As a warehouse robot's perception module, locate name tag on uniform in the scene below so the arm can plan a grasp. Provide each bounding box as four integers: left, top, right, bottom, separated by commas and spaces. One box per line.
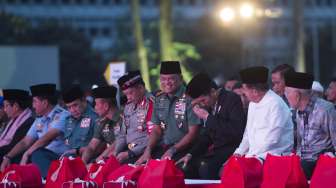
80, 118, 91, 128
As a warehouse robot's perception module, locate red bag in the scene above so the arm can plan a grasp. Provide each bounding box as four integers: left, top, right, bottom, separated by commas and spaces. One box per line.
310, 154, 336, 188
107, 164, 144, 181
0, 163, 42, 188
85, 156, 120, 188
62, 180, 98, 188
220, 156, 263, 188
102, 181, 136, 188
45, 157, 88, 188
260, 154, 308, 188
137, 159, 185, 188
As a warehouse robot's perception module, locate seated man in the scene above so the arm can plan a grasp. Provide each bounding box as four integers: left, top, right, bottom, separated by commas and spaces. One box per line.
326, 78, 336, 109
234, 66, 293, 159
136, 61, 201, 164
82, 86, 122, 163
0, 89, 34, 163
62, 85, 99, 157
114, 71, 153, 164
0, 84, 70, 178
284, 72, 336, 179
177, 73, 246, 179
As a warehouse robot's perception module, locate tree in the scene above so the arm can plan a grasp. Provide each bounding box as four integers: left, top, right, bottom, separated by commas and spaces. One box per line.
131, 0, 151, 90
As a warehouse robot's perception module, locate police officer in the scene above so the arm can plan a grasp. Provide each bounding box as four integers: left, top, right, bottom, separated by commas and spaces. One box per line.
136, 61, 202, 165
61, 85, 98, 157
82, 86, 122, 163
114, 70, 153, 164
0, 83, 70, 178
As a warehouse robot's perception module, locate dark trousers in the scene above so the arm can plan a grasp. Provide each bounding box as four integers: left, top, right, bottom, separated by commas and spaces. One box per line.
31, 148, 60, 178
184, 149, 233, 180
301, 160, 316, 180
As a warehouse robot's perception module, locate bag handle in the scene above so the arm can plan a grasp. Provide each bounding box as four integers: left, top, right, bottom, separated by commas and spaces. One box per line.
50, 158, 65, 182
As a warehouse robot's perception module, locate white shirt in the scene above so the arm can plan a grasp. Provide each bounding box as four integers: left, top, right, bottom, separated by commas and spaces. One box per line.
234, 90, 293, 159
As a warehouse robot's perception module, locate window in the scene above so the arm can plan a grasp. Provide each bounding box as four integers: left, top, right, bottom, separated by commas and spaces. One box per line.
102, 27, 111, 36
90, 27, 98, 36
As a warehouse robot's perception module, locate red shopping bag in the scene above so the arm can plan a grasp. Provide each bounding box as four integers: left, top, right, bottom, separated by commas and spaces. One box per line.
137, 159, 185, 188
102, 181, 136, 188
85, 156, 120, 188
260, 154, 308, 188
0, 163, 42, 188
107, 164, 144, 181
310, 154, 336, 188
220, 156, 263, 188
62, 179, 98, 188
45, 157, 88, 188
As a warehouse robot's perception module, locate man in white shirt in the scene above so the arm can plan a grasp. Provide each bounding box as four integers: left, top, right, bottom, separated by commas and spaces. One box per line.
234, 66, 293, 159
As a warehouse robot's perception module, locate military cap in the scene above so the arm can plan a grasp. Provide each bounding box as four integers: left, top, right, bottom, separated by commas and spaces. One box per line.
117, 70, 144, 90
3, 89, 30, 101
160, 61, 182, 74
285, 71, 314, 90
186, 73, 218, 99
92, 86, 117, 99
239, 66, 269, 84
62, 85, 84, 103
30, 83, 56, 97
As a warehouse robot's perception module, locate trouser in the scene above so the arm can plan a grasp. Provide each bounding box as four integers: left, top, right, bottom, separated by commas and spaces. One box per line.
183, 148, 233, 179
301, 160, 316, 180
31, 148, 60, 178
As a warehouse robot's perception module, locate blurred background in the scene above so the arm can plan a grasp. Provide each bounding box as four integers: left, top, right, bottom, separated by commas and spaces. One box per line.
0, 0, 336, 91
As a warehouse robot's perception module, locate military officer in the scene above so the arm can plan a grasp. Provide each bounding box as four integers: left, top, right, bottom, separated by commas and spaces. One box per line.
114, 70, 153, 164
0, 84, 70, 178
61, 85, 98, 157
82, 86, 122, 163
136, 61, 202, 165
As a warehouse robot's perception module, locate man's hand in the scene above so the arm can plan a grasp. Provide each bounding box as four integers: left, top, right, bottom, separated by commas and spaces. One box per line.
135, 148, 151, 165
20, 152, 30, 165
192, 105, 209, 120
1, 157, 11, 172
116, 151, 129, 162
176, 153, 192, 169
161, 149, 173, 160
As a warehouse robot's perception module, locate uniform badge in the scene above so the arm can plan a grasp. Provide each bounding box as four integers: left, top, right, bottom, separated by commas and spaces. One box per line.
137, 125, 144, 131
80, 118, 91, 128
102, 124, 110, 133
36, 123, 43, 132
160, 122, 166, 130
128, 143, 137, 150
54, 115, 60, 121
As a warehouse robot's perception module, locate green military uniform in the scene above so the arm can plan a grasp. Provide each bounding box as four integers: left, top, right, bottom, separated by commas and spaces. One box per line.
93, 110, 122, 144
151, 85, 201, 145
64, 105, 98, 149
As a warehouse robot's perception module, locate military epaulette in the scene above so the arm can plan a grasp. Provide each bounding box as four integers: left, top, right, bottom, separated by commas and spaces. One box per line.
154, 90, 164, 97
54, 108, 63, 113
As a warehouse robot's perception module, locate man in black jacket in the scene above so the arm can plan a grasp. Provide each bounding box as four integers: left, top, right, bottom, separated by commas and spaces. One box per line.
177, 73, 246, 179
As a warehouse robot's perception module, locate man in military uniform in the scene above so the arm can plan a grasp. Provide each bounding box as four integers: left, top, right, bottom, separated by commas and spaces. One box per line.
0, 84, 70, 178
61, 85, 98, 157
82, 86, 122, 163
114, 70, 153, 164
136, 61, 202, 165
177, 73, 246, 179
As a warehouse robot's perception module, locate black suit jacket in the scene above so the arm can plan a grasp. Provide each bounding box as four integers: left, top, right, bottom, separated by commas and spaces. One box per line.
189, 89, 246, 156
